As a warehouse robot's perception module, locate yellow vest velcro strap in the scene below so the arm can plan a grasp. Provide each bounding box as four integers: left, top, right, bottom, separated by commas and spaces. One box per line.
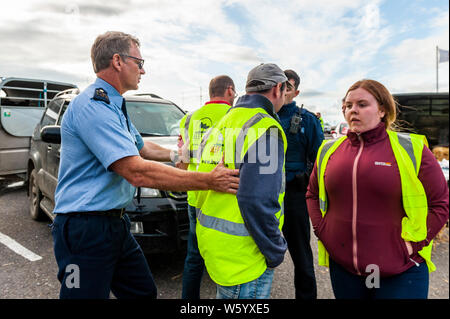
197, 209, 250, 237
402, 194, 429, 209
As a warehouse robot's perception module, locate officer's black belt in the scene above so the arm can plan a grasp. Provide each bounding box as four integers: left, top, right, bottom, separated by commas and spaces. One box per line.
62, 208, 126, 218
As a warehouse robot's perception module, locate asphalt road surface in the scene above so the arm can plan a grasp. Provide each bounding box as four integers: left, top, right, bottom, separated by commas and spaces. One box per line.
0, 184, 448, 299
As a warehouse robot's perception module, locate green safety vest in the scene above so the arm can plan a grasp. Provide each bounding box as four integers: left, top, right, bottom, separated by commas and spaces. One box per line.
195, 106, 287, 286
315, 130, 435, 272
179, 103, 231, 207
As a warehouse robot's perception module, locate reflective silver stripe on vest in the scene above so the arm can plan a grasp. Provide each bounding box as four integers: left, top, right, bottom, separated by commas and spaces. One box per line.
317, 140, 338, 212
184, 113, 194, 160
235, 113, 279, 164
396, 133, 417, 173
197, 209, 250, 236
196, 127, 215, 167
184, 113, 193, 142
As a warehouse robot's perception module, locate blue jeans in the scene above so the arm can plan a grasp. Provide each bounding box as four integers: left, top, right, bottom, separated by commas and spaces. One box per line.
216, 268, 274, 299
52, 213, 157, 299
181, 205, 205, 299
329, 258, 429, 299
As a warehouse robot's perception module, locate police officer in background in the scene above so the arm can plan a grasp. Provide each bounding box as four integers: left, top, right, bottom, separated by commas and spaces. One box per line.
51, 31, 239, 299
277, 69, 324, 299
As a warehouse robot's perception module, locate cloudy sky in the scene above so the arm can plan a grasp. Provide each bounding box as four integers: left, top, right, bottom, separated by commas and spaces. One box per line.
0, 0, 448, 124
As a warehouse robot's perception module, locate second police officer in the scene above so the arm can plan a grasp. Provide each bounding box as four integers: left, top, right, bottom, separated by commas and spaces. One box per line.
277, 69, 324, 299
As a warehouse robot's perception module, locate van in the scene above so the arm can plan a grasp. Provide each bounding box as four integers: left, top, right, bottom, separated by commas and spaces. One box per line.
393, 92, 449, 148
0, 77, 77, 180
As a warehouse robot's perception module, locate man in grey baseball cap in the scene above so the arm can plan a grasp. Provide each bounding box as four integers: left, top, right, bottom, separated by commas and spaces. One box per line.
246, 63, 288, 94
196, 63, 288, 299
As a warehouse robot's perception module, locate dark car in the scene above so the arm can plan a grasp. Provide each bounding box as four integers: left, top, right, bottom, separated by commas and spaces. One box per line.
27, 89, 189, 254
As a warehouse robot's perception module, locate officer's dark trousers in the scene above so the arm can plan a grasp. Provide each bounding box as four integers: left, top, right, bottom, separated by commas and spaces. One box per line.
52, 213, 157, 299
282, 181, 317, 299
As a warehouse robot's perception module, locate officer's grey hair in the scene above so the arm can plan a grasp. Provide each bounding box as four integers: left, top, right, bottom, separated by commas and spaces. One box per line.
91, 31, 141, 73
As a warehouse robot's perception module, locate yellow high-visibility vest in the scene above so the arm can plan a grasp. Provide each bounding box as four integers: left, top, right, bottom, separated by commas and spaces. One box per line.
315, 130, 435, 272
196, 106, 287, 286
179, 103, 231, 207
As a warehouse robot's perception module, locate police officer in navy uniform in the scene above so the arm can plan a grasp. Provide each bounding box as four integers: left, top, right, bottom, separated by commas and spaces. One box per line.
51, 31, 239, 299
277, 69, 324, 299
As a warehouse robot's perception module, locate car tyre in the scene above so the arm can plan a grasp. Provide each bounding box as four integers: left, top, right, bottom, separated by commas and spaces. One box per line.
29, 168, 46, 221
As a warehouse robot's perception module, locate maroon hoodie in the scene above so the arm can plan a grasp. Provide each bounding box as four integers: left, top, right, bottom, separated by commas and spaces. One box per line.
306, 122, 449, 277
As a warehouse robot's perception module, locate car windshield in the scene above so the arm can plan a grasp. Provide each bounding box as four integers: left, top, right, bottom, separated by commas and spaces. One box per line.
126, 101, 184, 136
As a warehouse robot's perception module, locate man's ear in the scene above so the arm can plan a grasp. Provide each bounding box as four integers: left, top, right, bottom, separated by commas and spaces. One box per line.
275, 83, 283, 98
294, 89, 300, 98
111, 53, 122, 71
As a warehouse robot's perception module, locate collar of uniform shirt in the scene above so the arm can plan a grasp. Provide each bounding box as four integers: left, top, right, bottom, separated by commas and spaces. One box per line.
205, 100, 231, 106
94, 77, 126, 109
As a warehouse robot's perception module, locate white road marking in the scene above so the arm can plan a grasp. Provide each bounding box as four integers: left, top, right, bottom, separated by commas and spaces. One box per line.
0, 231, 42, 262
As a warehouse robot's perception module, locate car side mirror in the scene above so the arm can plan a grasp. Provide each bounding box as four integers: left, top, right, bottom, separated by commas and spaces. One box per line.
41, 125, 61, 144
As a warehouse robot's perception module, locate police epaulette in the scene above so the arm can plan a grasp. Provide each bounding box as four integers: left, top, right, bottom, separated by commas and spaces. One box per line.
93, 88, 110, 104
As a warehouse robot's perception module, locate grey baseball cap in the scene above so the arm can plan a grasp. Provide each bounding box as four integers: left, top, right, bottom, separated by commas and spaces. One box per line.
246, 63, 288, 92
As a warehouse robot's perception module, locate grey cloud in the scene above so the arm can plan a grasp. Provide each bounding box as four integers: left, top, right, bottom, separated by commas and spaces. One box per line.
29, 0, 131, 17
301, 90, 326, 97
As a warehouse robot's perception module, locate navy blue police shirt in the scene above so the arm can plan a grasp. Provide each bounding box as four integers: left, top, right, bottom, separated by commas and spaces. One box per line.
277, 101, 324, 183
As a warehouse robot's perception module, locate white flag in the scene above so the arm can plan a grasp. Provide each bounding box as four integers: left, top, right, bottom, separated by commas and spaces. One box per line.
439, 48, 449, 63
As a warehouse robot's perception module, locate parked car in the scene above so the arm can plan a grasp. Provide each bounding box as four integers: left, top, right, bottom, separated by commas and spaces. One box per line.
27, 89, 189, 254
331, 121, 349, 139
0, 77, 77, 181
323, 122, 332, 134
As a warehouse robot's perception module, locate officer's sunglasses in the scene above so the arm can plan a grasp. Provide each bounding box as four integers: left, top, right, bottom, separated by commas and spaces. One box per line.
229, 86, 238, 98
120, 54, 145, 69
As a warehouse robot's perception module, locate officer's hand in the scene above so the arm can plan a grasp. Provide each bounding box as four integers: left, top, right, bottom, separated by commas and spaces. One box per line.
209, 157, 240, 194
176, 162, 189, 170
178, 142, 190, 164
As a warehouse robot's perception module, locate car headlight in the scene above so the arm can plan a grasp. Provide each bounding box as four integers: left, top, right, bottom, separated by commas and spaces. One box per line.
135, 187, 162, 198
130, 222, 144, 234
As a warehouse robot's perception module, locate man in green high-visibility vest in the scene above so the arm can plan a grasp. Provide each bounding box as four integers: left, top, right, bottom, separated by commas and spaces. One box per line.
178, 75, 237, 299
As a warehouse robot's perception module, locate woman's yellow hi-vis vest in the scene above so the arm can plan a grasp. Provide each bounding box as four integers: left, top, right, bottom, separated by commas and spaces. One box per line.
195, 107, 287, 286
315, 130, 435, 272
179, 103, 231, 207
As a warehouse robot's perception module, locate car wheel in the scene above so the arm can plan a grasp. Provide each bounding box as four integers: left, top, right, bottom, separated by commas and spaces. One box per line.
29, 168, 45, 221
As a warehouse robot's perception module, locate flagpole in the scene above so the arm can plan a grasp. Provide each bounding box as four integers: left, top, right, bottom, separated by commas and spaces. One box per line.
436, 45, 439, 93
